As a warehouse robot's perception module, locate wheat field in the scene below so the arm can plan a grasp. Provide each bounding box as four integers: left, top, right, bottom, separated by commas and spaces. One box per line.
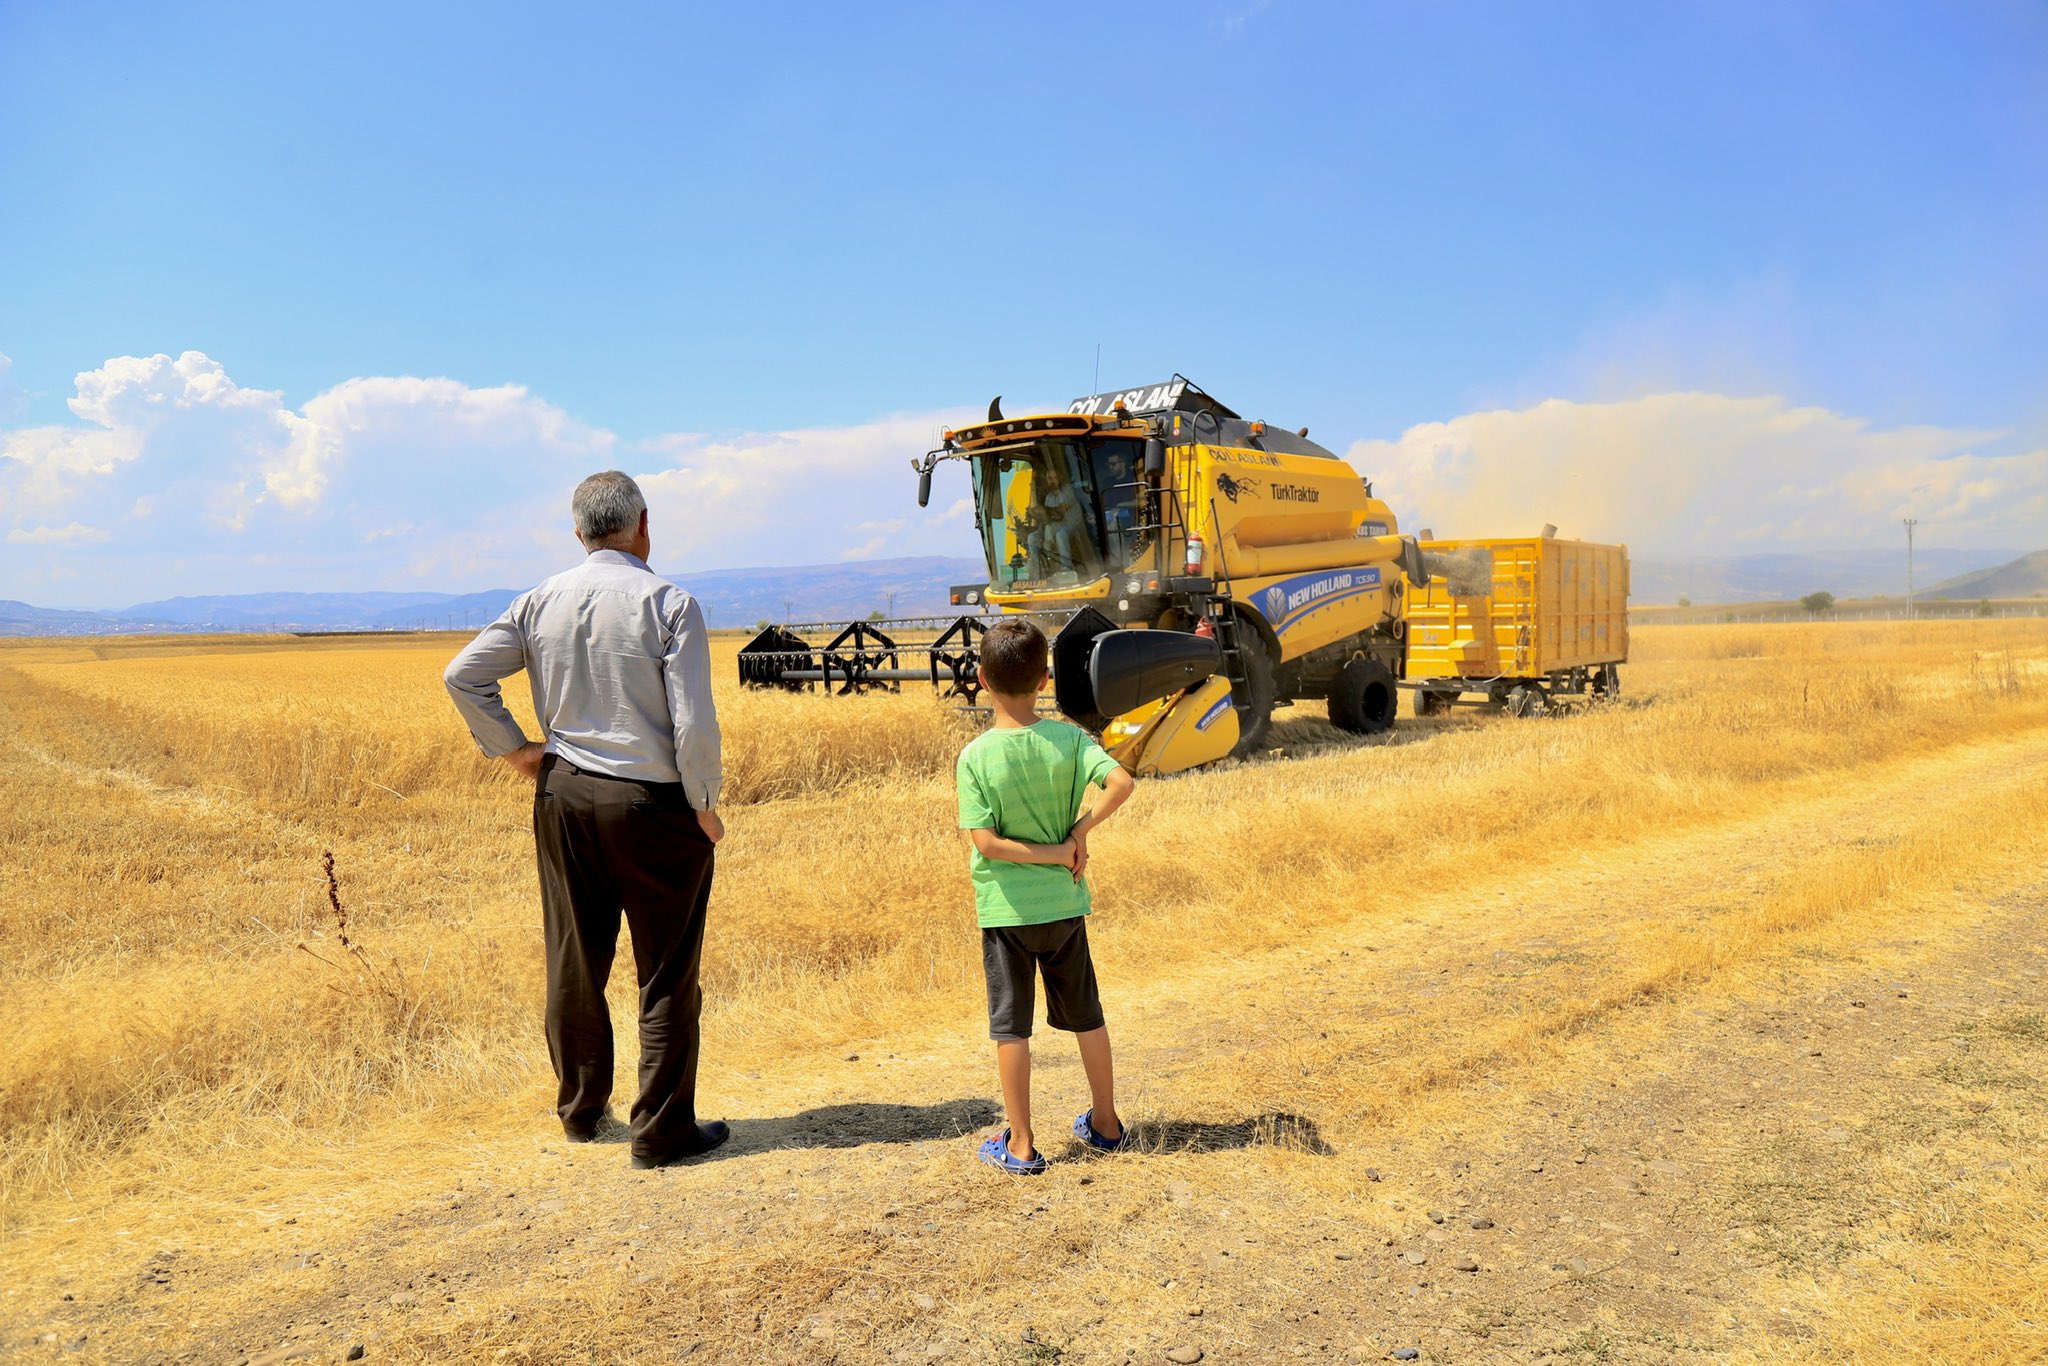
2, 620, 2046, 1364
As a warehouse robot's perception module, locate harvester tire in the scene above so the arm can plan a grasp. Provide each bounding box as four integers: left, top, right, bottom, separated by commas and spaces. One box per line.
1228, 640, 1277, 759
1330, 658, 1400, 735
1416, 688, 1456, 717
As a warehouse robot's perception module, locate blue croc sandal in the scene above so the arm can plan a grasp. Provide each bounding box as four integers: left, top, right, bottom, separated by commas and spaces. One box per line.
978, 1129, 1047, 1175
1073, 1110, 1128, 1153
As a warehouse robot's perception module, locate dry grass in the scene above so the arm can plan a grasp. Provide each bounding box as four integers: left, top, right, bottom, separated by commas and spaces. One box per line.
2, 618, 2046, 1360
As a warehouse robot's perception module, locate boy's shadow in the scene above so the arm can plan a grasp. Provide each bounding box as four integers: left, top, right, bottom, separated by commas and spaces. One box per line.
722, 1098, 1001, 1157
1126, 1111, 1334, 1156
596, 1102, 1330, 1163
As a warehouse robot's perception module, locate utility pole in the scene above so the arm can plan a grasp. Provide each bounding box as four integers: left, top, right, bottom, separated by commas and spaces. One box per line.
1903, 518, 1918, 620
885, 588, 899, 619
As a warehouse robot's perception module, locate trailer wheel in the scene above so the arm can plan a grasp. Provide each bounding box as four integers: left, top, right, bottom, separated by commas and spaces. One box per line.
1593, 665, 1622, 698
1505, 684, 1547, 718
1330, 658, 1400, 734
1228, 638, 1277, 758
1416, 687, 1457, 717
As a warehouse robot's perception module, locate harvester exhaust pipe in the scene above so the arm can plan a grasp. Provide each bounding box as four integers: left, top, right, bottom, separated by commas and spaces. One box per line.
1399, 536, 1429, 588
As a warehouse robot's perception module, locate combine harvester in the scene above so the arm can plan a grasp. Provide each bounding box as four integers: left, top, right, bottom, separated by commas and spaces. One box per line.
737, 376, 1631, 773
739, 377, 1429, 775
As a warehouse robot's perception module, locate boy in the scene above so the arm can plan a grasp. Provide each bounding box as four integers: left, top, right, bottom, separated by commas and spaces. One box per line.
956, 618, 1137, 1173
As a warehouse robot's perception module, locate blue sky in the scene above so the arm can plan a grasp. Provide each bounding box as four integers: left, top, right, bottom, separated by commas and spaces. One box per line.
3, 1, 2043, 605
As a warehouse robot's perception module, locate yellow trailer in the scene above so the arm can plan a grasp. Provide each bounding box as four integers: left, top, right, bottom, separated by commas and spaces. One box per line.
1404, 536, 1629, 716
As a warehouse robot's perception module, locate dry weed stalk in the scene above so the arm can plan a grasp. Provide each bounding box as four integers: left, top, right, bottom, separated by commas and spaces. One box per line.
297, 848, 416, 1014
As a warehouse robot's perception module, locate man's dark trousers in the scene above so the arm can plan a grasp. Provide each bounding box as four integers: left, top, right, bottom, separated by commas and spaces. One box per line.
532, 754, 714, 1163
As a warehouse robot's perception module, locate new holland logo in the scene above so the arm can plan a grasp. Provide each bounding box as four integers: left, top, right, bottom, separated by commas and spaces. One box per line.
1260, 566, 1384, 627
1285, 572, 1357, 613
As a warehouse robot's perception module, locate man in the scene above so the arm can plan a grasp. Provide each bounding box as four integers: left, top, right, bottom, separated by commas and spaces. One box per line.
444, 470, 729, 1169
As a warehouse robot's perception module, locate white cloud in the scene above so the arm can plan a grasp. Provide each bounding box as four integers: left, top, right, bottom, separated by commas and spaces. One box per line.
11, 348, 2037, 609
634, 408, 976, 570
0, 348, 978, 602
0, 351, 622, 602
1348, 393, 2048, 555
7, 521, 109, 544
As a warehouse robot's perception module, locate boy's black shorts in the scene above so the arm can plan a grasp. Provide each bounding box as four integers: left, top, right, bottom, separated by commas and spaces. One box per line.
981, 917, 1104, 1042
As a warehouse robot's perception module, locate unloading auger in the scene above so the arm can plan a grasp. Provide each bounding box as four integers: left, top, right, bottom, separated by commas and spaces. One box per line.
738, 376, 1431, 775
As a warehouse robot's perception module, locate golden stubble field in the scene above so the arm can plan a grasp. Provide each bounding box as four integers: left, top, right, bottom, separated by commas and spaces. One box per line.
2, 620, 2046, 1364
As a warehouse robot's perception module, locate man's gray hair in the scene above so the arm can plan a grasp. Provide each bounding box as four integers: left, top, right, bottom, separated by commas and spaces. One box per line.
572, 471, 647, 547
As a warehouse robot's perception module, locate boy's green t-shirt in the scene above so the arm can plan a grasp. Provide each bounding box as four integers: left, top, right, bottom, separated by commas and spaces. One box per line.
956, 719, 1120, 928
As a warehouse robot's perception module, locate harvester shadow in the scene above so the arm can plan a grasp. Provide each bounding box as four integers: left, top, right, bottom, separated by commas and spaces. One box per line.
726, 1097, 1002, 1157
1126, 1111, 1334, 1157
1256, 716, 1464, 762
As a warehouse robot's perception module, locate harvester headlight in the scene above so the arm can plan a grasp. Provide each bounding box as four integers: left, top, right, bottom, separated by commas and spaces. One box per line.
1125, 576, 1143, 595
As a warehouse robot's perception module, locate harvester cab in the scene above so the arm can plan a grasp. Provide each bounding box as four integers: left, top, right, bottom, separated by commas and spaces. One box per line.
739, 375, 1429, 775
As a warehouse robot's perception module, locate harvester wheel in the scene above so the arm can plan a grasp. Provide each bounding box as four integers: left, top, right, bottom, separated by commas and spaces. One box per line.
1228, 640, 1277, 759
1416, 688, 1456, 718
1330, 658, 1400, 735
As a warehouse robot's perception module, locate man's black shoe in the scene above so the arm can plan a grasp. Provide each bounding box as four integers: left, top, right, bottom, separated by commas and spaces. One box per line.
629, 1120, 731, 1169
563, 1113, 625, 1144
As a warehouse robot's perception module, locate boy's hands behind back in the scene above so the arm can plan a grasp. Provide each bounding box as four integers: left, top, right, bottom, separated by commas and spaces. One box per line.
1067, 766, 1134, 884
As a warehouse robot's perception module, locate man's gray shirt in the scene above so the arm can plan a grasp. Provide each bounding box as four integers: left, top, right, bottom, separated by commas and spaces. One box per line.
443, 549, 722, 810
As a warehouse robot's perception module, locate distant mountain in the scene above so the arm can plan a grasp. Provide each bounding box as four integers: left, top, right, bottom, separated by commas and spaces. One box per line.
375, 557, 988, 630
1916, 549, 2048, 601
671, 556, 987, 627
122, 591, 460, 629
366, 591, 522, 631
9, 544, 2039, 637
0, 599, 125, 633
1631, 548, 2023, 605
1, 556, 996, 637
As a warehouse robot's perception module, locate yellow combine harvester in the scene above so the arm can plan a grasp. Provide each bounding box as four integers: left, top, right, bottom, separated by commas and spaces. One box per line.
739, 376, 1429, 775
1403, 534, 1629, 716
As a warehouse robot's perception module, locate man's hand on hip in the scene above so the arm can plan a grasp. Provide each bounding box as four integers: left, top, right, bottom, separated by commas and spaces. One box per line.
504, 742, 547, 782
697, 809, 725, 845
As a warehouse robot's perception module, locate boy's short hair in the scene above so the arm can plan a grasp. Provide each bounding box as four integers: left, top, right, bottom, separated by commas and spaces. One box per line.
981, 619, 1049, 695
